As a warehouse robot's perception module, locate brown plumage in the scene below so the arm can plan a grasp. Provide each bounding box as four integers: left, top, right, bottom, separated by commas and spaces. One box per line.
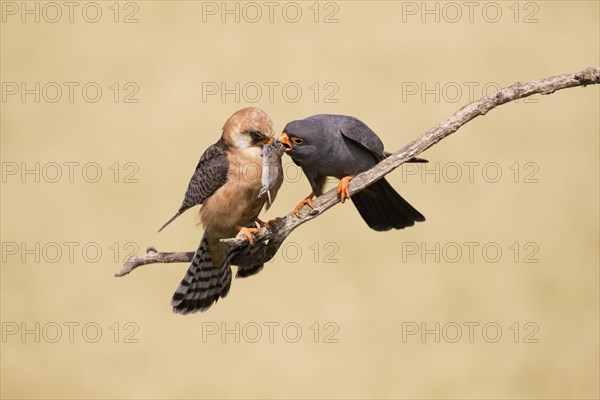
162, 107, 282, 314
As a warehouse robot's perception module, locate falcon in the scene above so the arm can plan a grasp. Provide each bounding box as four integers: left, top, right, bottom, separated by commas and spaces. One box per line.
160, 107, 281, 314
277, 114, 425, 231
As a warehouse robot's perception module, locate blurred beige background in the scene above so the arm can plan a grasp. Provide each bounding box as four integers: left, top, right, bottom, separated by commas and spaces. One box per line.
1, 1, 598, 399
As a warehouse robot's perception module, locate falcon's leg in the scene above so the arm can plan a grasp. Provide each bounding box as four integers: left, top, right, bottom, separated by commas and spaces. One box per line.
337, 175, 353, 204
235, 226, 259, 245
294, 192, 315, 217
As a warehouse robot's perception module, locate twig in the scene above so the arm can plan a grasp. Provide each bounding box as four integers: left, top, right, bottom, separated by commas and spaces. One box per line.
115, 247, 195, 277
116, 67, 600, 277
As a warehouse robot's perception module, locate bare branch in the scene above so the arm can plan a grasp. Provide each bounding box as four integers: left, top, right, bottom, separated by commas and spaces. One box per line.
117, 67, 600, 275
115, 247, 195, 277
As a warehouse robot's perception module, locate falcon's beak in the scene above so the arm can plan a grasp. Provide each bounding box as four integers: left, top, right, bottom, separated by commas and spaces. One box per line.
277, 133, 292, 152
261, 136, 274, 145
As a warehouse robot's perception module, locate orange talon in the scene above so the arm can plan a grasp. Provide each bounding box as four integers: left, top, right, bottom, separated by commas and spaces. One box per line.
235, 226, 259, 245
294, 197, 314, 217
336, 175, 353, 203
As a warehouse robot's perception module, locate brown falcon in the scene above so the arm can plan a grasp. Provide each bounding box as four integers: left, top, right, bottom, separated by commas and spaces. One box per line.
160, 107, 281, 314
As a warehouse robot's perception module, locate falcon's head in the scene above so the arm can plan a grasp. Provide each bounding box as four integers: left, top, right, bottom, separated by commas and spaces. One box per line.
222, 107, 275, 149
277, 119, 323, 164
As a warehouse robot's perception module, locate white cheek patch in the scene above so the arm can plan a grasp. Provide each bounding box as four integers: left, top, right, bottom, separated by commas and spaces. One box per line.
233, 135, 251, 149
245, 146, 263, 157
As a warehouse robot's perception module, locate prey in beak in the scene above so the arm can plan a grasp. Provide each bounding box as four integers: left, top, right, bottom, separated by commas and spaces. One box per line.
277, 133, 293, 152
261, 137, 274, 145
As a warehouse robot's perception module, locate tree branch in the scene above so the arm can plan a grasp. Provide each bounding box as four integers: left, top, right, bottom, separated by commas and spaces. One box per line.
115, 67, 600, 277
115, 247, 195, 277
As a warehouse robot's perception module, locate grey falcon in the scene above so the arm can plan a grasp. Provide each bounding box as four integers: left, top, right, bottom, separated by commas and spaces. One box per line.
277, 114, 425, 231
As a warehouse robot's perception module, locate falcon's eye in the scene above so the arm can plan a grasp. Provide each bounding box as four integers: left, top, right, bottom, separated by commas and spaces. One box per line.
292, 137, 304, 145
249, 131, 262, 140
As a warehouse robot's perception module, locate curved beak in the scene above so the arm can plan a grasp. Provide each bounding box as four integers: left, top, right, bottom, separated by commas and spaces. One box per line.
277, 133, 292, 152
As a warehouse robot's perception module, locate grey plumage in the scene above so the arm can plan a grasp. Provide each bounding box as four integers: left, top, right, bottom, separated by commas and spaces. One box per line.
234, 236, 268, 278
171, 227, 265, 314
171, 233, 233, 314
280, 114, 425, 231
259, 142, 285, 207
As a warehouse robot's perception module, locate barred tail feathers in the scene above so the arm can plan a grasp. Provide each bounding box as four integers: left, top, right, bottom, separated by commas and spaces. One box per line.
171, 234, 234, 314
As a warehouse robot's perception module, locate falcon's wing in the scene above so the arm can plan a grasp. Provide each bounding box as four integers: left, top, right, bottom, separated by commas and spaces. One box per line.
158, 138, 229, 232
339, 118, 386, 161
341, 119, 428, 163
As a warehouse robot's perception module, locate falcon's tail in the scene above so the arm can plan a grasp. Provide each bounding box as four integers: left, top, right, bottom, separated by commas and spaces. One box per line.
171, 234, 234, 314
351, 178, 425, 231
171, 228, 267, 314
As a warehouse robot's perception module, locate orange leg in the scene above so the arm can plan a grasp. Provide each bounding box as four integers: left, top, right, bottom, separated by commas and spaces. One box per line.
336, 176, 353, 204
294, 192, 315, 217
235, 226, 259, 245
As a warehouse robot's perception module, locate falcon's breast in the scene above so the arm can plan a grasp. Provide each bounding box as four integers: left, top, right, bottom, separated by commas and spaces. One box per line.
200, 145, 267, 237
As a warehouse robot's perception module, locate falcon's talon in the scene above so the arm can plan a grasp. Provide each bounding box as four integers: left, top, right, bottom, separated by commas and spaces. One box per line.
336, 176, 353, 204
294, 198, 313, 217
235, 227, 259, 245
260, 217, 282, 229
169, 107, 284, 314
280, 114, 425, 233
